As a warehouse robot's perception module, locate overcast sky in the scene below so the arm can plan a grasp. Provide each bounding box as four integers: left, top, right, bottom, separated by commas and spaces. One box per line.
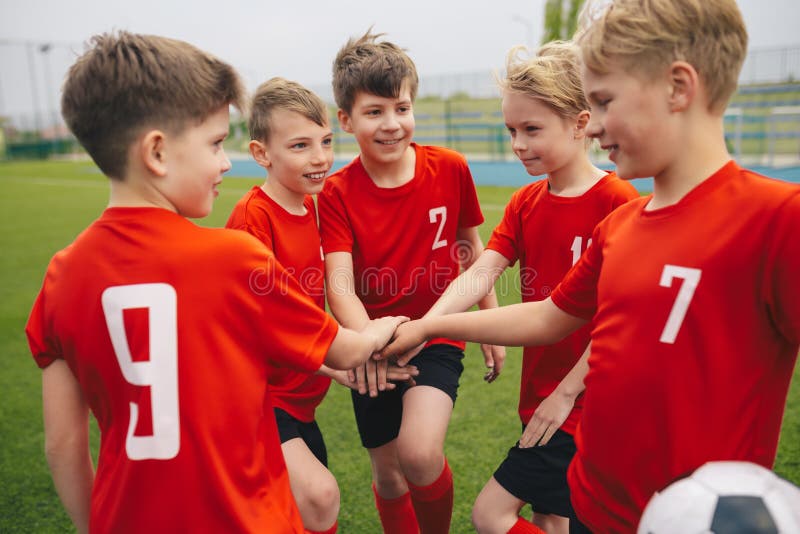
1, 0, 799, 120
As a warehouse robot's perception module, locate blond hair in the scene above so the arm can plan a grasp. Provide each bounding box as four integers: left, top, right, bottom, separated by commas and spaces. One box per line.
500, 40, 588, 118
249, 77, 329, 143
332, 29, 419, 114
576, 0, 747, 113
61, 31, 246, 179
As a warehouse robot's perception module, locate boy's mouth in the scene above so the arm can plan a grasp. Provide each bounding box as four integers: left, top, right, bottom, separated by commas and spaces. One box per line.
304, 171, 327, 181
376, 138, 402, 145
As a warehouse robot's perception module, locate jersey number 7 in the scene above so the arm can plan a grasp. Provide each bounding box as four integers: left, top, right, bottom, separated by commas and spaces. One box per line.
658, 265, 702, 344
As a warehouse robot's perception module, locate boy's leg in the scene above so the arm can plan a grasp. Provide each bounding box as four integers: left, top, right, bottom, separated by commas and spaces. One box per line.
396, 344, 464, 534
472, 477, 528, 534
276, 409, 339, 532
489, 429, 577, 534
352, 388, 419, 533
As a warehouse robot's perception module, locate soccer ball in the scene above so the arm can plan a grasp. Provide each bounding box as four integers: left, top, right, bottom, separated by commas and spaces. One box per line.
637, 461, 800, 534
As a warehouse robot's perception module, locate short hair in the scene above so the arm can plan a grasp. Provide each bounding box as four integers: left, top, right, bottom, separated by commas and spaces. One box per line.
500, 40, 588, 119
576, 0, 747, 113
61, 31, 246, 179
332, 30, 419, 114
248, 77, 329, 143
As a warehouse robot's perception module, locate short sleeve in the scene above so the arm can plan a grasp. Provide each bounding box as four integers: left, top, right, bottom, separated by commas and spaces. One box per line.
458, 162, 484, 228
763, 191, 800, 345
318, 183, 354, 255
551, 222, 604, 320
486, 191, 522, 266
251, 250, 339, 372
26, 284, 60, 369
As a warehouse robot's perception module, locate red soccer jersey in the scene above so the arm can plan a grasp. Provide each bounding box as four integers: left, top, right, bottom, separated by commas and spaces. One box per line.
318, 144, 484, 348
551, 162, 800, 533
487, 173, 638, 434
227, 187, 330, 422
26, 207, 339, 534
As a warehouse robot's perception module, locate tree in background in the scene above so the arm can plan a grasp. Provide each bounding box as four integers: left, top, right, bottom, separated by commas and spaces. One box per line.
543, 0, 586, 43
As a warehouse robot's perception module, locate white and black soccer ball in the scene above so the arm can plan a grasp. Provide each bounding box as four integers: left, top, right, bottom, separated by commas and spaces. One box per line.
637, 461, 800, 534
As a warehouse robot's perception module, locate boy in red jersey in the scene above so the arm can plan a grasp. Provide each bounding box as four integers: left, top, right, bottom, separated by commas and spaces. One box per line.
318, 30, 501, 534
413, 41, 637, 534
25, 32, 406, 534
382, 1, 800, 532
226, 77, 417, 534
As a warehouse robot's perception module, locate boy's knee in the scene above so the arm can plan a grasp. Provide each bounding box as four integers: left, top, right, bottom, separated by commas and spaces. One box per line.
309, 477, 340, 514
397, 447, 442, 481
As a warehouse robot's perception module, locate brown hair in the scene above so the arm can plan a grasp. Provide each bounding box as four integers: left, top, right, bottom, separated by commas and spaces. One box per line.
249, 77, 329, 143
500, 40, 588, 119
332, 29, 419, 114
61, 31, 246, 179
576, 0, 747, 113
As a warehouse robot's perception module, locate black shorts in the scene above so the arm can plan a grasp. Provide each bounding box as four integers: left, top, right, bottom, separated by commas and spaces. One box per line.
274, 407, 328, 467
493, 428, 577, 518
351, 344, 464, 449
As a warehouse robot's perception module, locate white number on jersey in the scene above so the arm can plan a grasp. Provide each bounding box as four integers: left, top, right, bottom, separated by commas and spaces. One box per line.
429, 206, 448, 250
102, 283, 180, 460
658, 265, 702, 344
570, 236, 593, 266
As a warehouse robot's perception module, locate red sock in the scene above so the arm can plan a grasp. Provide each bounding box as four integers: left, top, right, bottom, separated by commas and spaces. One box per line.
373, 483, 419, 534
507, 517, 546, 534
305, 521, 337, 534
406, 459, 453, 534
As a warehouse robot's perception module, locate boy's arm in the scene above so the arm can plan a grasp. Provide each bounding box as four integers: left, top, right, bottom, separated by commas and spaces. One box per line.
519, 343, 591, 448
42, 360, 94, 534
325, 251, 397, 396
382, 297, 586, 366
453, 226, 507, 380
318, 364, 419, 390
324, 315, 408, 371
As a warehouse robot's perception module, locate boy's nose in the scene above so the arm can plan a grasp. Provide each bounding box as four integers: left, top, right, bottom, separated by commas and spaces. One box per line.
585, 116, 602, 138
382, 112, 400, 130
220, 150, 232, 172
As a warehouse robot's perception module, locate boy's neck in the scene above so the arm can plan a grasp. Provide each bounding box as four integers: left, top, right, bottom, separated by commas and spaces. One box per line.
107, 173, 175, 212
261, 179, 307, 216
647, 117, 730, 210
547, 155, 607, 197
361, 145, 416, 188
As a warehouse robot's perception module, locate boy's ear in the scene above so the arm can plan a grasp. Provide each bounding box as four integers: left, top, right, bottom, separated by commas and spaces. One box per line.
337, 109, 353, 133
574, 110, 591, 139
141, 130, 168, 177
667, 61, 698, 112
249, 140, 271, 168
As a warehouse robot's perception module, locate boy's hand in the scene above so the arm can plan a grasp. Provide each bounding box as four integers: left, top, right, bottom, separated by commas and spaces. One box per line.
378, 320, 430, 366
362, 316, 410, 353
480, 344, 505, 383
518, 389, 576, 448
351, 359, 420, 396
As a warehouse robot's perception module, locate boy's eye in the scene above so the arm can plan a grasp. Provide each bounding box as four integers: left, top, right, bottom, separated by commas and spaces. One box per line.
367, 109, 381, 116
525, 126, 540, 133
397, 106, 411, 113
322, 138, 333, 146
507, 127, 516, 136
291, 142, 307, 149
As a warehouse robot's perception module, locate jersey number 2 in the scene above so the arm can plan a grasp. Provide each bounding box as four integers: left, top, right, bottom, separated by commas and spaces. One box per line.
102, 283, 180, 460
658, 265, 701, 344
429, 207, 448, 250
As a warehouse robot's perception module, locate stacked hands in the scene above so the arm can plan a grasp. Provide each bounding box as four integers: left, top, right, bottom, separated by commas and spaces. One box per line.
332, 317, 569, 448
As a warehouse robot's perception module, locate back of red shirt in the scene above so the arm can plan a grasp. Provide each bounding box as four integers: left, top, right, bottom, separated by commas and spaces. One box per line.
318, 144, 484, 347
487, 173, 638, 433
227, 187, 331, 422
552, 162, 800, 533
26, 207, 338, 533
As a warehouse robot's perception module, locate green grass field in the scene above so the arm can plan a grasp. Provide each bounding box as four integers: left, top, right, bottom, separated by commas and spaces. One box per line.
0, 160, 798, 533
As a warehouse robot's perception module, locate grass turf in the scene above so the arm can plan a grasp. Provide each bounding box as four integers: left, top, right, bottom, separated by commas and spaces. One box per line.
0, 159, 797, 532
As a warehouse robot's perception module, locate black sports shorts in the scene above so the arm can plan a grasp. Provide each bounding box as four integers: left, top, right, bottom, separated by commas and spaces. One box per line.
274, 407, 328, 467
493, 428, 577, 518
351, 343, 464, 449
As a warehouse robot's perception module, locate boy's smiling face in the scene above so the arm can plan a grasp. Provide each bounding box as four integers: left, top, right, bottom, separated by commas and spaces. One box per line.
337, 81, 415, 169
583, 62, 678, 181
157, 105, 232, 218
257, 109, 334, 200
